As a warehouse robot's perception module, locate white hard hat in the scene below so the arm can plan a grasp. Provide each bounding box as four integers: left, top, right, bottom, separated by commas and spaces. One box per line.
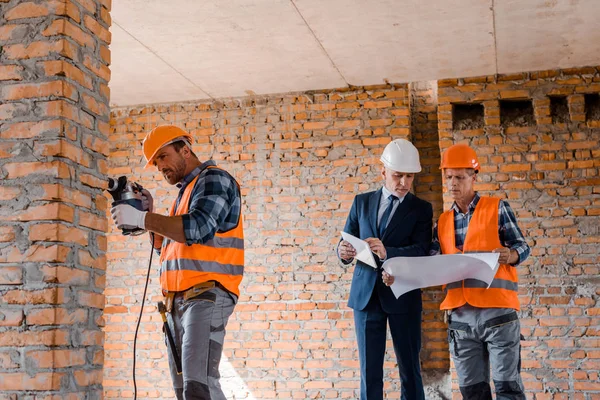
380, 139, 422, 173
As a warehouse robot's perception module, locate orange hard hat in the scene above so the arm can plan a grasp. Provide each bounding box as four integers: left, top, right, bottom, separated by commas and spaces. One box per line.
440, 143, 480, 171
142, 125, 192, 169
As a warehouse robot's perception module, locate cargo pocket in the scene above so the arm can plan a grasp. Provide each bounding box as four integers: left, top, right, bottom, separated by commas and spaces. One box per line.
483, 312, 520, 349
483, 311, 518, 330
448, 321, 471, 358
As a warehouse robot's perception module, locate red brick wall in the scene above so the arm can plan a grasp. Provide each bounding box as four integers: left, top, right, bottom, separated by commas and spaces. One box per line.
437, 67, 600, 398
0, 0, 111, 397
106, 68, 599, 399
106, 85, 452, 399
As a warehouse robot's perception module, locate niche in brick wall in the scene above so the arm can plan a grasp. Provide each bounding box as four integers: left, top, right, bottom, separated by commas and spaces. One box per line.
584, 93, 600, 121
500, 99, 535, 127
452, 103, 484, 130
549, 96, 569, 124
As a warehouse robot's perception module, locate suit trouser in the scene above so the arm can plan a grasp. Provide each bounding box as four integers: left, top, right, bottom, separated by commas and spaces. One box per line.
166, 286, 236, 400
448, 304, 525, 400
354, 293, 425, 400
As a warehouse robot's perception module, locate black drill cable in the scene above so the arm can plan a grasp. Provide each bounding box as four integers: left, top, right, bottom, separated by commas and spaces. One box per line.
133, 234, 154, 400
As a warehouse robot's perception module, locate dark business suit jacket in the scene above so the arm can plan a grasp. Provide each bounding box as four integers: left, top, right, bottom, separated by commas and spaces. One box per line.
343, 190, 433, 314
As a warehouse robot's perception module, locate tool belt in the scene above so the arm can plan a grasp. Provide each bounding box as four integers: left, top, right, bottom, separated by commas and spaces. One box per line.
163, 281, 217, 313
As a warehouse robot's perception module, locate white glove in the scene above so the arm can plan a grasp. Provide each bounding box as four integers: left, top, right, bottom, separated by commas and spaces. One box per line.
141, 189, 154, 213
110, 204, 147, 230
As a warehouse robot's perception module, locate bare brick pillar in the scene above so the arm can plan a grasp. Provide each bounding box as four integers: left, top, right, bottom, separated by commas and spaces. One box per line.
0, 0, 111, 396
409, 81, 450, 396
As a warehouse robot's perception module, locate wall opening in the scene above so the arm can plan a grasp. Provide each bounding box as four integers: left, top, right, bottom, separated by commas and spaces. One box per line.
549, 96, 569, 124
452, 103, 484, 130
500, 99, 535, 127
584, 93, 600, 121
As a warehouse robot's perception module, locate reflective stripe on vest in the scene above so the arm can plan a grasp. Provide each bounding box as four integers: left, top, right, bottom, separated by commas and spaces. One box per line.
438, 196, 520, 311
159, 166, 244, 296
446, 278, 518, 291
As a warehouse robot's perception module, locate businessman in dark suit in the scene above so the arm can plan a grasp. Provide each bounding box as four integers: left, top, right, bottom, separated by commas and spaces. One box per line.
338, 139, 433, 400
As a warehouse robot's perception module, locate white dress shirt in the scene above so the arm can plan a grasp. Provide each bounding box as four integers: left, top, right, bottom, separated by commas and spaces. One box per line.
377, 186, 405, 229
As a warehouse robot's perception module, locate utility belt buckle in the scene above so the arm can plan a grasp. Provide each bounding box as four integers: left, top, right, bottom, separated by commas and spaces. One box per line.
183, 281, 216, 302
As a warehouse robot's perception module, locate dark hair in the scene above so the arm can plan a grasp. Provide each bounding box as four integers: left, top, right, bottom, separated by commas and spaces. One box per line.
172, 140, 197, 158
171, 141, 187, 152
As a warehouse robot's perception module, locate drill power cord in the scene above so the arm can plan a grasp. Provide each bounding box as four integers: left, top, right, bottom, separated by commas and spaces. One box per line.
132, 233, 155, 400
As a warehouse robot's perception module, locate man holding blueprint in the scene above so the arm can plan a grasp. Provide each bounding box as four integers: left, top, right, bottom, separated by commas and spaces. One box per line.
337, 139, 433, 400
429, 144, 530, 400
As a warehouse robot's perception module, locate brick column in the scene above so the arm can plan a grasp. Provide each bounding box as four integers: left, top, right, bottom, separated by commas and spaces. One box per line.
409, 81, 443, 218
0, 0, 111, 396
409, 81, 449, 393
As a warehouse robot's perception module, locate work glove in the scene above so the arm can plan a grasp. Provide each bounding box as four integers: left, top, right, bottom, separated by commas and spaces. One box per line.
141, 189, 154, 213
111, 204, 147, 230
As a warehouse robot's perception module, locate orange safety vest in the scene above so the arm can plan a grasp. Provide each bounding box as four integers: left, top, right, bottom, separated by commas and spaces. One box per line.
439, 197, 520, 311
159, 167, 244, 296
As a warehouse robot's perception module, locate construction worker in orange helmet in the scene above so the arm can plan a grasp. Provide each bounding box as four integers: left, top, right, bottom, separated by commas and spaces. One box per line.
338, 138, 433, 400
110, 125, 244, 400
434, 143, 530, 399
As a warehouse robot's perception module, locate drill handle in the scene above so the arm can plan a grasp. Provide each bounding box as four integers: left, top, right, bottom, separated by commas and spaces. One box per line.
158, 301, 168, 322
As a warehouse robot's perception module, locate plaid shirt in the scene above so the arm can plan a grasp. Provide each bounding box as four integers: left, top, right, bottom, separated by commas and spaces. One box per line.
430, 193, 530, 265
175, 161, 242, 246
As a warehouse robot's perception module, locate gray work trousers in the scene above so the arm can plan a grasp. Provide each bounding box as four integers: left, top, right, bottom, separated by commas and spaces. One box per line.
448, 304, 525, 400
166, 286, 236, 400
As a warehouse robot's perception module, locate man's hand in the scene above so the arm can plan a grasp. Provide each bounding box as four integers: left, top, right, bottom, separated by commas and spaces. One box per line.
140, 190, 159, 247
141, 189, 154, 213
338, 240, 356, 261
365, 238, 386, 260
382, 270, 395, 286
493, 247, 518, 265
111, 204, 147, 230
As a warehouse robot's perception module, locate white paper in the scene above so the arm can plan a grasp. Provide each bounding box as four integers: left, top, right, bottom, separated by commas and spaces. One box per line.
341, 231, 378, 269
382, 253, 500, 299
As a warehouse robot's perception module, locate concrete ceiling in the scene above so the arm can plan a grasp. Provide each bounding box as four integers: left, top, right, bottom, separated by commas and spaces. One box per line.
109, 0, 600, 107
